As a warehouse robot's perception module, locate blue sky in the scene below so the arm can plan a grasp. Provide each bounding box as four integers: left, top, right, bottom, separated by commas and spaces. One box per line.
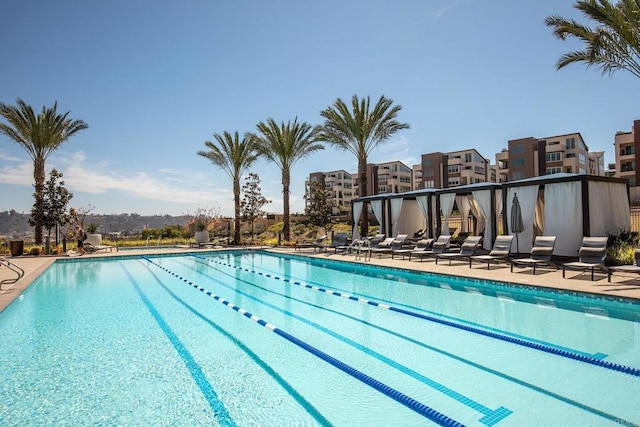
0, 0, 637, 217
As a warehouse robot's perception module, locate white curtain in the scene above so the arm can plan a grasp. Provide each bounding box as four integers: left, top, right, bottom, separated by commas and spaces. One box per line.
468, 196, 485, 235
416, 195, 431, 237
352, 201, 363, 239
440, 193, 456, 236
544, 181, 582, 256
472, 190, 493, 250
455, 195, 471, 232
589, 181, 631, 235
370, 199, 384, 235
507, 185, 539, 254
390, 198, 404, 237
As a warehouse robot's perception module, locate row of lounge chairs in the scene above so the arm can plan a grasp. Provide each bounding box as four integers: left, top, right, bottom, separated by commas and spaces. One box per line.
318, 231, 640, 282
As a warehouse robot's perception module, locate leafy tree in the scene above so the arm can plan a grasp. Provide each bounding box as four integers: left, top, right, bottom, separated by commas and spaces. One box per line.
252, 117, 324, 242
29, 169, 74, 244
545, 0, 640, 78
316, 95, 409, 237
240, 173, 271, 242
198, 131, 259, 245
305, 180, 334, 233
0, 99, 88, 244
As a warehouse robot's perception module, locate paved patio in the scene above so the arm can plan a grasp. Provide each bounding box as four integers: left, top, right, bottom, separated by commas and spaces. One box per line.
2, 246, 640, 313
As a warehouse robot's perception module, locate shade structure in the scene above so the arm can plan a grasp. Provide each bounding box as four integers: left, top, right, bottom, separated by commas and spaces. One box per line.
510, 193, 524, 255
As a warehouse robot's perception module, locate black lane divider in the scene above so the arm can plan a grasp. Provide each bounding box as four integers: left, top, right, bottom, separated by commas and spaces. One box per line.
143, 257, 464, 427
201, 255, 640, 379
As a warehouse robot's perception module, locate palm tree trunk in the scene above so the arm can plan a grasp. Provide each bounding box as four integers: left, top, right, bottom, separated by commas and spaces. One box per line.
33, 156, 45, 244
282, 169, 290, 242
233, 178, 241, 245
358, 157, 368, 238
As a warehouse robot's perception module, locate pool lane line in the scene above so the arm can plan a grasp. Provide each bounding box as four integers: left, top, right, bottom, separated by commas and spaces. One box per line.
172, 256, 512, 426
139, 261, 332, 426
231, 254, 609, 361
191, 260, 638, 427
183, 257, 640, 427
200, 254, 640, 379
119, 263, 236, 426
143, 257, 464, 427
181, 258, 639, 426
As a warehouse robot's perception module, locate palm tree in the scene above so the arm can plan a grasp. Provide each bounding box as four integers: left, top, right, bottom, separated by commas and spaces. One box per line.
0, 99, 88, 244
316, 95, 409, 237
545, 0, 640, 78
198, 131, 259, 245
252, 118, 324, 242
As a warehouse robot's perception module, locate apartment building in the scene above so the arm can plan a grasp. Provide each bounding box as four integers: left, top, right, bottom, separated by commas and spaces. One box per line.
374, 160, 413, 194
420, 149, 491, 189
495, 132, 602, 182
305, 170, 356, 215
614, 120, 640, 201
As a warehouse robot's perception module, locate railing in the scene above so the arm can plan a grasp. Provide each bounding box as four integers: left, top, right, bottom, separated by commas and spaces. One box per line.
0, 256, 25, 287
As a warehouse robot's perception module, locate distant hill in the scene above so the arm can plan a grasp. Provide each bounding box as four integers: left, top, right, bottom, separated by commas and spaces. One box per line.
0, 210, 187, 240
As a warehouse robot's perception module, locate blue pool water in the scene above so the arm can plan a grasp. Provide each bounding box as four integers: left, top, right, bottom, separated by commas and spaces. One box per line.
1, 250, 639, 426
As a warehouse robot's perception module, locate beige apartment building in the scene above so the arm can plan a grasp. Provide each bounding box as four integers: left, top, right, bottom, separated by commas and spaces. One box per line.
420, 149, 491, 189
614, 120, 640, 202
495, 132, 604, 182
305, 170, 356, 215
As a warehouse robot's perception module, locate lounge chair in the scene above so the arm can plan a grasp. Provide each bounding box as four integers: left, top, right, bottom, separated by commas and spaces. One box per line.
450, 231, 472, 248
83, 241, 117, 253
469, 235, 514, 269
377, 234, 409, 259
608, 247, 640, 282
409, 235, 452, 261
369, 237, 396, 257
510, 236, 557, 274
295, 235, 327, 251
392, 238, 433, 259
320, 233, 349, 253
435, 236, 482, 265
562, 237, 608, 281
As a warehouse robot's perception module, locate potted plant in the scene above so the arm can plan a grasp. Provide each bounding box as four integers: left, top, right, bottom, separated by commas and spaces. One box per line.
187, 208, 220, 244
85, 223, 102, 246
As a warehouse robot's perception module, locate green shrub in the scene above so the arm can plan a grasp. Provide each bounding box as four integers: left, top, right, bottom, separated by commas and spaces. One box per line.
606, 231, 639, 266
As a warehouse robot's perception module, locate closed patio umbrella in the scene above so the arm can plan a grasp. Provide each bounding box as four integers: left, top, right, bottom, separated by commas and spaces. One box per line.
510, 193, 524, 256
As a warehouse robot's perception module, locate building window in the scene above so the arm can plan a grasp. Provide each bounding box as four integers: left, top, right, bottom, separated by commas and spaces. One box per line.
512, 171, 526, 180
512, 157, 525, 167
425, 169, 434, 177
465, 153, 472, 162
448, 165, 459, 173
579, 154, 587, 164
546, 152, 562, 162
511, 145, 525, 154
424, 158, 433, 167
448, 178, 460, 186
474, 166, 485, 175
566, 137, 576, 149
424, 180, 435, 188
546, 167, 562, 175
565, 153, 576, 158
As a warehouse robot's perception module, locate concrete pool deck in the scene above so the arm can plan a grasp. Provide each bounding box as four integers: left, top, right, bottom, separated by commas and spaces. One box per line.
2, 245, 640, 313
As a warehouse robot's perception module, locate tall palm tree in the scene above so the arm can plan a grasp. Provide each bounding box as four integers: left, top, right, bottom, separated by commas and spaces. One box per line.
252, 118, 324, 242
0, 99, 88, 244
545, 0, 640, 78
198, 131, 259, 245
316, 95, 409, 237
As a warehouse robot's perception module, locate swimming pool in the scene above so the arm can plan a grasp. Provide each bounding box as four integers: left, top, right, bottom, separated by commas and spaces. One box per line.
1, 250, 639, 426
